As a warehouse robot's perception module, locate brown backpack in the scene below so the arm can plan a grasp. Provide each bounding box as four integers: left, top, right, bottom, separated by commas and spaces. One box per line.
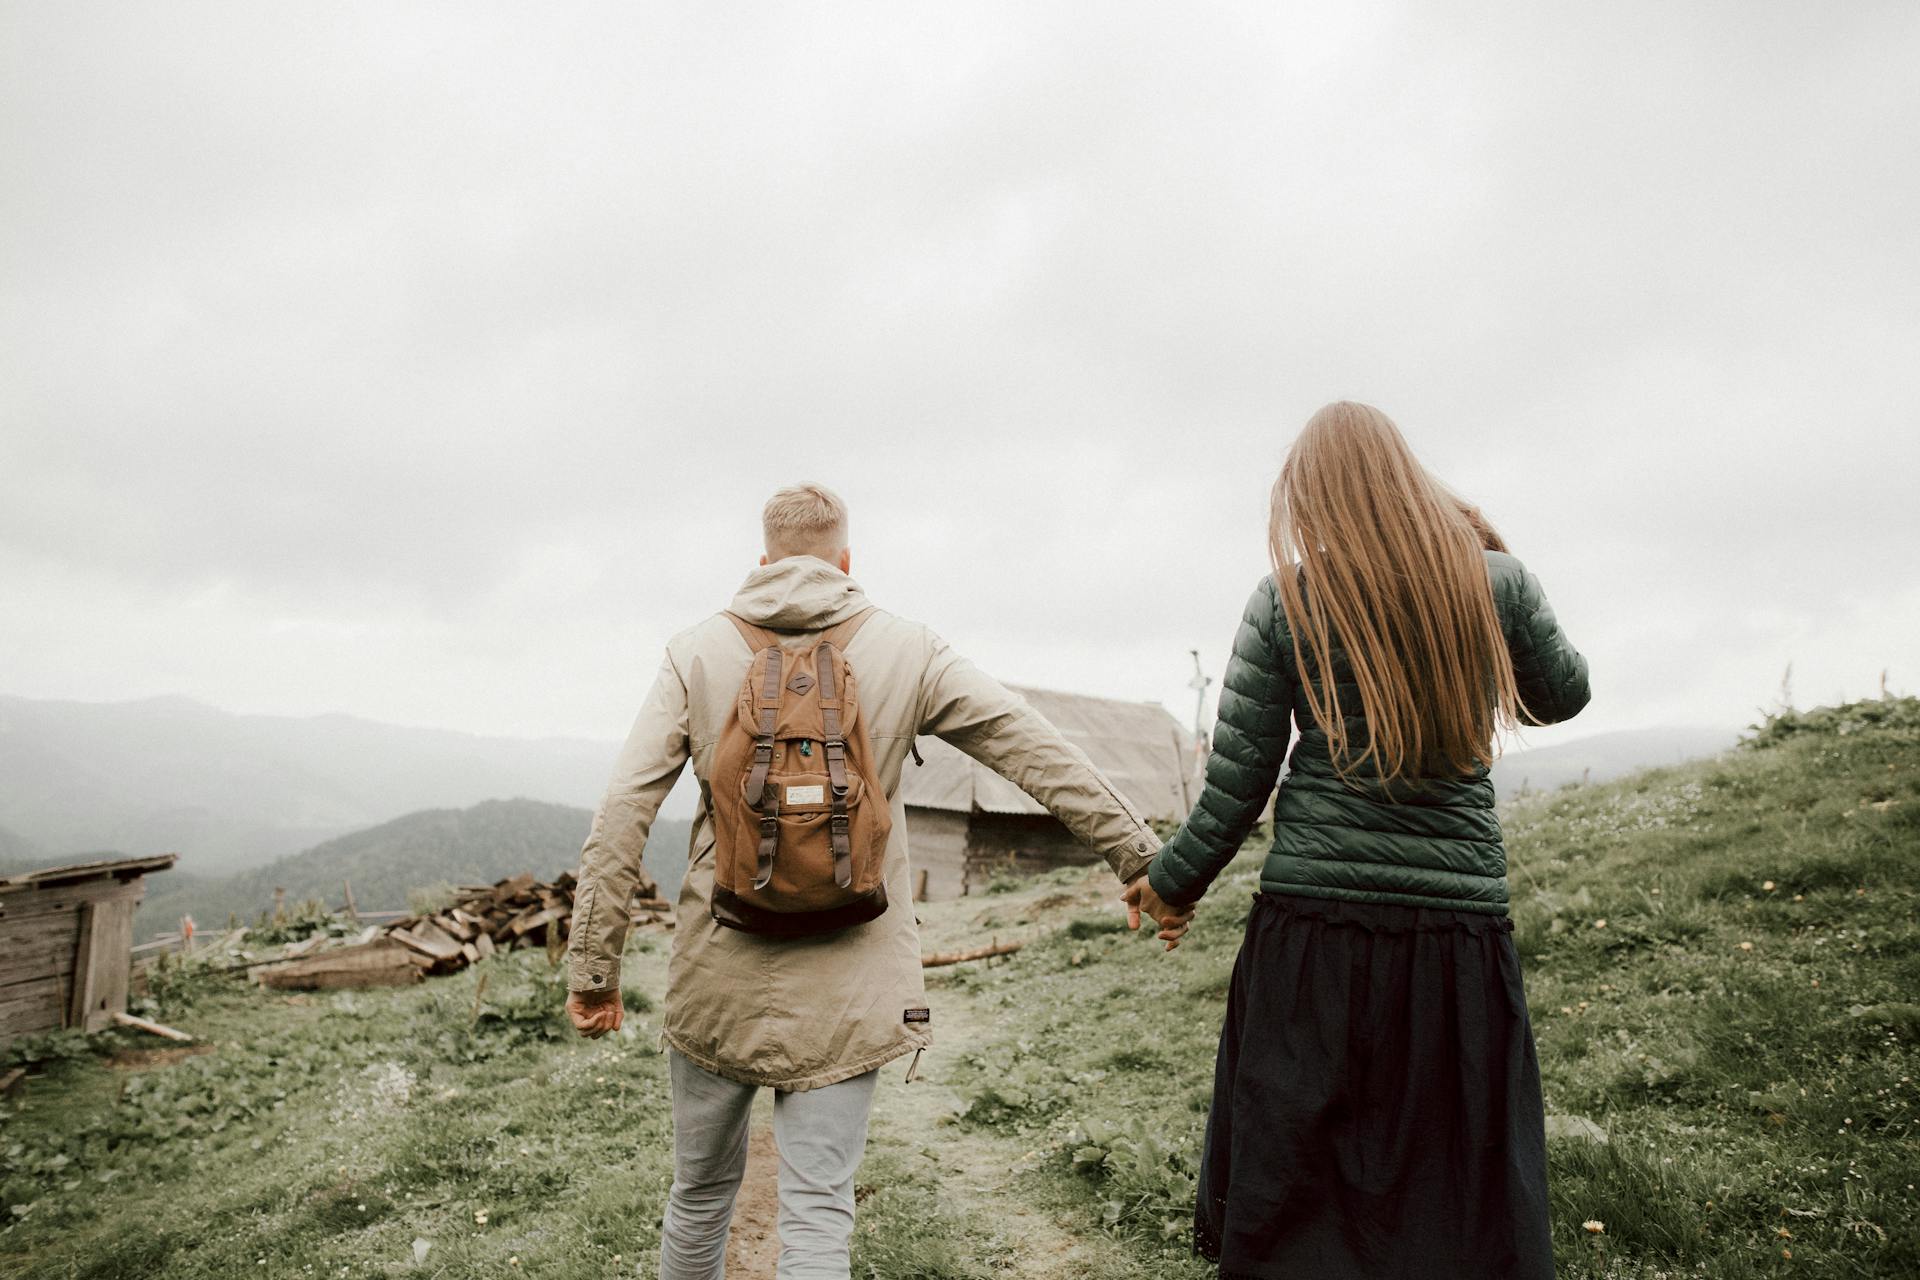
709, 609, 892, 935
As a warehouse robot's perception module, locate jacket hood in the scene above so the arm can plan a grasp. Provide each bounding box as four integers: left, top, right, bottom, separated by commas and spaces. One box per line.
728, 557, 871, 631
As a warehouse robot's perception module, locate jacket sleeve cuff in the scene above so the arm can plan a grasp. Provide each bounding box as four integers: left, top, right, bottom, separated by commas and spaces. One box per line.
567, 959, 620, 994
1147, 852, 1199, 908
1106, 828, 1161, 883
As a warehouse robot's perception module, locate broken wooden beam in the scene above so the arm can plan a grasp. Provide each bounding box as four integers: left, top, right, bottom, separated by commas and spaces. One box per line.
920, 940, 1024, 968
256, 939, 426, 990
112, 1011, 193, 1042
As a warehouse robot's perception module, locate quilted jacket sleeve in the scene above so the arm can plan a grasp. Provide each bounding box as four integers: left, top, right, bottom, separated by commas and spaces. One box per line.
1148, 578, 1295, 907
1496, 555, 1591, 726
566, 648, 691, 994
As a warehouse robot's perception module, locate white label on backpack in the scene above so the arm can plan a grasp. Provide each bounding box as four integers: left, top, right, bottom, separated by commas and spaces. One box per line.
785, 784, 825, 805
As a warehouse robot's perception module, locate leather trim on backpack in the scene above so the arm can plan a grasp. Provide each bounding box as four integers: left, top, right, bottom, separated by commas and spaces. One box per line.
711, 883, 890, 937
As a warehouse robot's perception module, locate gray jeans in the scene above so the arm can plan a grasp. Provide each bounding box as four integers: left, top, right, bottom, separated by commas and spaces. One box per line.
658, 1049, 879, 1280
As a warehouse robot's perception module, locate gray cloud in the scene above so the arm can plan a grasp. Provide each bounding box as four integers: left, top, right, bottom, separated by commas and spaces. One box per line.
4, 2, 1915, 746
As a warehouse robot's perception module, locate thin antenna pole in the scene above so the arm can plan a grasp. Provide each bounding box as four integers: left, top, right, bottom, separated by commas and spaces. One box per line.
1189, 649, 1213, 758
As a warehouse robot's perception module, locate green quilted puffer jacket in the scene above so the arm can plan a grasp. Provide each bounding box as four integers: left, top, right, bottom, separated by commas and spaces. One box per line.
1149, 550, 1590, 915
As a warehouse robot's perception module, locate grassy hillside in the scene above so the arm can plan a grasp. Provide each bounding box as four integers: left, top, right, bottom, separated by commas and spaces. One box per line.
2, 699, 1912, 1278
931, 696, 1919, 1278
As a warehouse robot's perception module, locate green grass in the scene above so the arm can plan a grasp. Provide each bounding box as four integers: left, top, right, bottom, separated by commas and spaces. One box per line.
4, 697, 1916, 1278
2, 949, 678, 1279
937, 697, 1920, 1278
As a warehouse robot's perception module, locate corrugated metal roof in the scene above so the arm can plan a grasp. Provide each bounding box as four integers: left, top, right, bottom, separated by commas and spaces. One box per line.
901, 686, 1197, 823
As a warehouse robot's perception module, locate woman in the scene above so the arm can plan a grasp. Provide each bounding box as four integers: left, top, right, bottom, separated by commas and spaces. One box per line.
1144, 401, 1590, 1279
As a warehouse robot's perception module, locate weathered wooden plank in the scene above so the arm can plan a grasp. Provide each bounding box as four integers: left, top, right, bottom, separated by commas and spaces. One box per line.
0, 932, 84, 985
0, 976, 66, 1040
259, 963, 420, 991
64, 898, 133, 1032
0, 877, 146, 921
93, 899, 134, 1027
390, 926, 461, 962
0, 907, 87, 943
508, 905, 567, 937
433, 913, 475, 942
66, 902, 99, 1031
256, 940, 425, 991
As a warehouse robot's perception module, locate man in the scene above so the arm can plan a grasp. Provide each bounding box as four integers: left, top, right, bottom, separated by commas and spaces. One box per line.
564, 482, 1192, 1280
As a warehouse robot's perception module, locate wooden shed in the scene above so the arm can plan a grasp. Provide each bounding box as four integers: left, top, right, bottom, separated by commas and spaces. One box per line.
0, 854, 177, 1046
901, 687, 1196, 900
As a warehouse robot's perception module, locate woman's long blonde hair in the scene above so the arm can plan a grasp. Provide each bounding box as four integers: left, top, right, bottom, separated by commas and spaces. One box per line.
1270, 401, 1523, 785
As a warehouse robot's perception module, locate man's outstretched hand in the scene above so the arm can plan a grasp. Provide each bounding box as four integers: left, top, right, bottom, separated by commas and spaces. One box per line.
567, 986, 624, 1038
1122, 876, 1194, 951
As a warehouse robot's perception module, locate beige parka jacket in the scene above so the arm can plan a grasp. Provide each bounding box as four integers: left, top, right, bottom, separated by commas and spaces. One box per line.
566, 556, 1162, 1090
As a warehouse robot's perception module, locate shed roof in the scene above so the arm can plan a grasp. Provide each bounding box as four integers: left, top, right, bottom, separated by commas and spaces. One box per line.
901, 687, 1197, 824
0, 853, 178, 893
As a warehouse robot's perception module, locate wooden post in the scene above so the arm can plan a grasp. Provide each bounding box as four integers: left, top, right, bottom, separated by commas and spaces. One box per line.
65, 903, 96, 1030
343, 879, 359, 922
68, 899, 136, 1031
272, 887, 286, 924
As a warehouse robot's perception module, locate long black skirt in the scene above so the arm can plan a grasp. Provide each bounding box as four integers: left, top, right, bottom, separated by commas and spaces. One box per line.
1196, 893, 1554, 1280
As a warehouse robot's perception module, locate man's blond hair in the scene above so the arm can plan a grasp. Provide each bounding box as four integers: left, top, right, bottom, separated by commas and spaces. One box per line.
762, 483, 850, 560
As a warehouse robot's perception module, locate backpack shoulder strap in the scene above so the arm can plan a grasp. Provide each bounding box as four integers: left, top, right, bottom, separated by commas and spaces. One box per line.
725, 612, 782, 652
818, 607, 876, 653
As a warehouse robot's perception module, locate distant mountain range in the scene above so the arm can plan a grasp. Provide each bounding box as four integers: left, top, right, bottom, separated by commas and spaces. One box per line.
0, 694, 621, 876
2, 689, 1739, 937
1490, 725, 1740, 797
133, 798, 694, 940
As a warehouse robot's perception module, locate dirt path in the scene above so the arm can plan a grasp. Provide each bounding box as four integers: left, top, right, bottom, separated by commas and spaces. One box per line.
722, 870, 1136, 1278
862, 953, 1134, 1277
724, 1121, 782, 1276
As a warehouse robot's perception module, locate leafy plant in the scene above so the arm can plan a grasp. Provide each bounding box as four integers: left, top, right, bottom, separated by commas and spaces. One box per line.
1064, 1115, 1198, 1239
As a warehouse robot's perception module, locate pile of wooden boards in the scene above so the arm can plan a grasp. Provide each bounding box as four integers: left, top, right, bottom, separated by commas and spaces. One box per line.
256, 870, 673, 991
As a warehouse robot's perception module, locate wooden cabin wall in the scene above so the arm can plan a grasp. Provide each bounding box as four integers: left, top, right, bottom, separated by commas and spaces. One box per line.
0, 875, 144, 1044
963, 814, 1094, 889
903, 807, 970, 902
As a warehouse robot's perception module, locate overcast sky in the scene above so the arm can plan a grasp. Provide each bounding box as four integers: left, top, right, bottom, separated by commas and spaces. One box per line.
4, 2, 1916, 756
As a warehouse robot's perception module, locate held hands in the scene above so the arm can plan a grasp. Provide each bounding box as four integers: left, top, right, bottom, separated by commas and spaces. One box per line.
1122, 875, 1194, 951
566, 986, 624, 1038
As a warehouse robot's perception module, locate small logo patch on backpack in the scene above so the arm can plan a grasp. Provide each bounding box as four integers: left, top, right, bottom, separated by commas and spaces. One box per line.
903, 1007, 931, 1025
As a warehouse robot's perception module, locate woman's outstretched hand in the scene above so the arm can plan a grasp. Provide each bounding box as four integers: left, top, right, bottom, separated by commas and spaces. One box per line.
1122, 876, 1194, 951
